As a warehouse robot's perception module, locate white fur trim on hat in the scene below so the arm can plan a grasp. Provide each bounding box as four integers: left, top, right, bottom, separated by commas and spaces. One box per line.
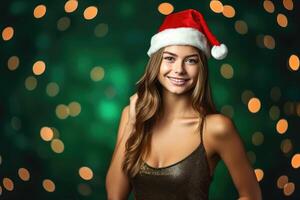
147, 27, 211, 58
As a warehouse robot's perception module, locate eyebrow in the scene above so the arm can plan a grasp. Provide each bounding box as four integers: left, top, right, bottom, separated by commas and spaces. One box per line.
163, 51, 199, 58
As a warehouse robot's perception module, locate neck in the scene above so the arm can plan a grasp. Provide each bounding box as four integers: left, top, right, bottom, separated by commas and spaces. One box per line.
160, 88, 200, 120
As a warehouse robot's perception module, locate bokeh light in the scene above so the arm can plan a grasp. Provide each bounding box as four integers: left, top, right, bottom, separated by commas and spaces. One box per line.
158, 3, 174, 15
254, 168, 264, 182
33, 4, 46, 19
18, 168, 30, 181
40, 126, 54, 141
32, 60, 46, 75
7, 56, 20, 71
248, 97, 261, 113
276, 118, 288, 134
83, 6, 98, 20
79, 166, 94, 180
42, 179, 55, 192
2, 178, 14, 191
24, 76, 38, 91
210, 0, 223, 13
64, 0, 78, 13
2, 26, 14, 41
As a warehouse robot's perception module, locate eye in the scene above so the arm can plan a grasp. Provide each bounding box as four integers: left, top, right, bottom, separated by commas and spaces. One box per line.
186, 58, 199, 64
163, 56, 175, 62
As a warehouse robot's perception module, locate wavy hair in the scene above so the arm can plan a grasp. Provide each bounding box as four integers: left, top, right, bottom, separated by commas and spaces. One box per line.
122, 46, 219, 177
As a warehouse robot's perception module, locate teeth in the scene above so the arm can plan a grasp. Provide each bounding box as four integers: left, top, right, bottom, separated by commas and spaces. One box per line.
168, 77, 186, 83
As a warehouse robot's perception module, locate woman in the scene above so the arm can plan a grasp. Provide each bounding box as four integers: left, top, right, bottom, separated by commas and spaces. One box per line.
106, 9, 262, 200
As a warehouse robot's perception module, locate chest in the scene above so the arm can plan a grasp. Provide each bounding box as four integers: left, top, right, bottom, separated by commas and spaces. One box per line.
142, 118, 202, 169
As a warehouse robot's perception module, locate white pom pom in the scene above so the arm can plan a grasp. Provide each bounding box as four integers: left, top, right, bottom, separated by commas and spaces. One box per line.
211, 44, 228, 60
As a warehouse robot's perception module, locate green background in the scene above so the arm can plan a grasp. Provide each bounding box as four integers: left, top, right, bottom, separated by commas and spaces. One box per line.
1, 0, 300, 199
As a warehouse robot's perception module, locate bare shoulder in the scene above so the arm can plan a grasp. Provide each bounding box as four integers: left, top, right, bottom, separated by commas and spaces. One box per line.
206, 113, 236, 136
204, 113, 240, 149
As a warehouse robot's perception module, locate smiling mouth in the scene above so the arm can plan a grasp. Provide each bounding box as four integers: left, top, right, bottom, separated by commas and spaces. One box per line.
167, 76, 189, 81
167, 76, 189, 86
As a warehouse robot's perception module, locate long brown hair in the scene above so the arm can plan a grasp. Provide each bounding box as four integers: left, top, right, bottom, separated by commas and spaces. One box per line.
122, 46, 219, 177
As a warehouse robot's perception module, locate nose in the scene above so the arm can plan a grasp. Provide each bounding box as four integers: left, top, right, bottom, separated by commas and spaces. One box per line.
173, 60, 185, 74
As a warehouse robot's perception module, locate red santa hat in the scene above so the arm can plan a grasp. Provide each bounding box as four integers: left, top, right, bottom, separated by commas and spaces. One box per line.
147, 9, 228, 60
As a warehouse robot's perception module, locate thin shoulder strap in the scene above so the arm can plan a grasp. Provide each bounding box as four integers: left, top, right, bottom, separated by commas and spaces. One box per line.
199, 116, 205, 145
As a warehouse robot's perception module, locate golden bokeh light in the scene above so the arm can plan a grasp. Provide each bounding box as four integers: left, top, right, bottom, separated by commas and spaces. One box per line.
79, 166, 94, 180
263, 35, 275, 49
51, 139, 64, 153
57, 17, 71, 31
283, 182, 295, 196
248, 97, 261, 113
25, 76, 38, 91
254, 168, 264, 182
34, 4, 47, 19
68, 101, 81, 117
3, 177, 14, 191
46, 82, 60, 97
234, 20, 248, 35
291, 153, 300, 168
83, 6, 98, 20
269, 105, 280, 120
280, 139, 292, 154
7, 56, 20, 71
90, 66, 105, 81
210, 0, 223, 13
64, 0, 78, 13
222, 5, 235, 18
288, 54, 299, 71
55, 104, 70, 119
18, 168, 30, 181
42, 179, 55, 192
2, 26, 14, 41
277, 13, 288, 28
283, 0, 293, 10
40, 126, 54, 141
252, 131, 264, 146
158, 3, 174, 15
220, 63, 234, 79
263, 0, 275, 13
33, 60, 46, 75
277, 175, 289, 189
276, 118, 288, 134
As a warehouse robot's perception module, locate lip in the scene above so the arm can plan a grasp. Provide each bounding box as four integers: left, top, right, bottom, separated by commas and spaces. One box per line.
167, 76, 189, 81
167, 76, 188, 86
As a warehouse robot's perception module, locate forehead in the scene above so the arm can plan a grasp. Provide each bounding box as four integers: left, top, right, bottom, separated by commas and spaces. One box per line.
163, 45, 200, 56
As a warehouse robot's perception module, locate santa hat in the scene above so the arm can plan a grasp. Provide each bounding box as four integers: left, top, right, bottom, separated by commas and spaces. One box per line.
147, 9, 228, 60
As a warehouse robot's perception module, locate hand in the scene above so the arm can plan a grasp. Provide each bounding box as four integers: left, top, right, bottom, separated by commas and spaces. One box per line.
128, 93, 138, 125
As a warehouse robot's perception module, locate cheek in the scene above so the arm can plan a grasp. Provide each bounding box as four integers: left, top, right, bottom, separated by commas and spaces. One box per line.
159, 64, 169, 76
187, 67, 199, 78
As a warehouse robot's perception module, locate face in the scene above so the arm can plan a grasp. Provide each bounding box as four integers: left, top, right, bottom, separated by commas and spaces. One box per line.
157, 45, 202, 95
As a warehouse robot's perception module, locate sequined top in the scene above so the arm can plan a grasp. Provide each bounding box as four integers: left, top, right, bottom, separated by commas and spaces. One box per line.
129, 128, 213, 200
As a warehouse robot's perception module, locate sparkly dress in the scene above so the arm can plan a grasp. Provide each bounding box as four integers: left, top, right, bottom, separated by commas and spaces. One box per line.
130, 127, 213, 200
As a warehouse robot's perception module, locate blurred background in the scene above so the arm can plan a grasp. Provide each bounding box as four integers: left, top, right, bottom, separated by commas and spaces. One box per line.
0, 0, 300, 199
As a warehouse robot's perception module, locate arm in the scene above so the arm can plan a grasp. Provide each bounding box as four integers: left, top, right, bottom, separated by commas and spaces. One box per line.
105, 105, 134, 200
211, 114, 262, 200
